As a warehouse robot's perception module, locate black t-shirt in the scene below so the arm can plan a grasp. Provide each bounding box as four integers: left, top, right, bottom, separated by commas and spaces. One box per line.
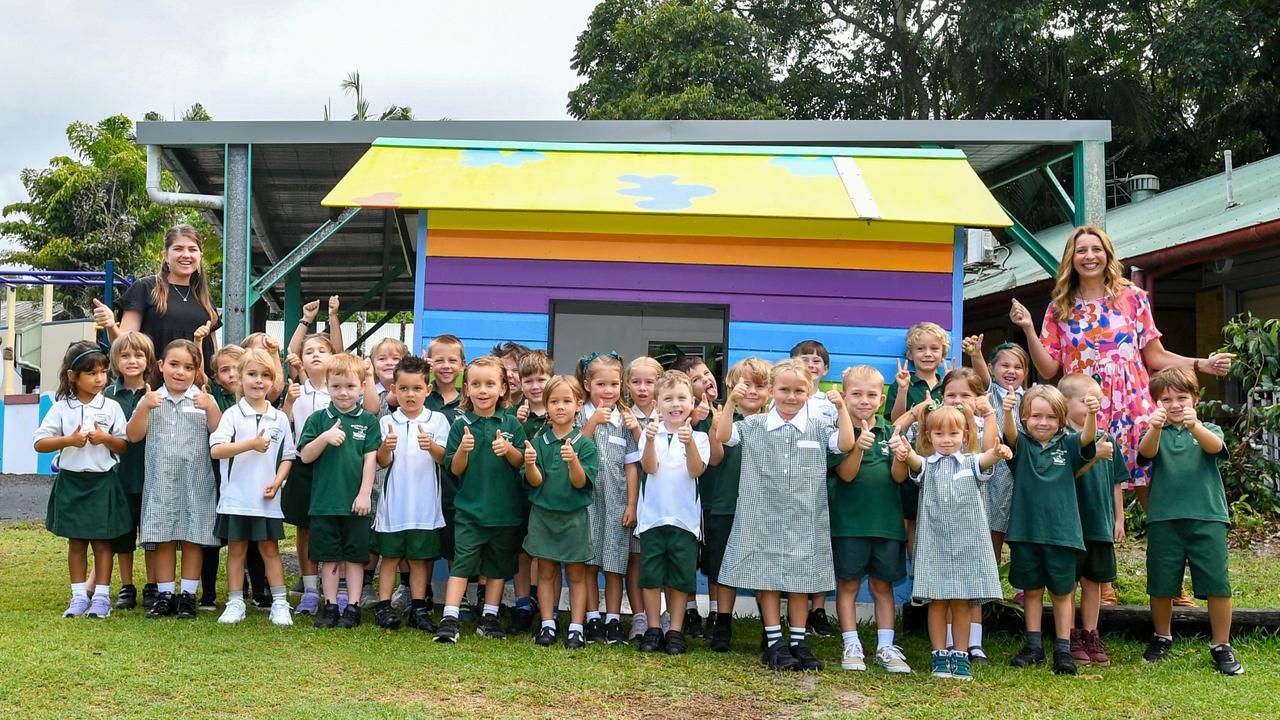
116, 275, 220, 372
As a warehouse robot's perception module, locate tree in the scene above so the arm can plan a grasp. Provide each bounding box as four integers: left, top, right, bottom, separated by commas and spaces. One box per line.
330, 71, 414, 120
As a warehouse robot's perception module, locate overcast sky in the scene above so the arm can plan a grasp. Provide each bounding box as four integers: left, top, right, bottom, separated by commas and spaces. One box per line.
0, 0, 600, 239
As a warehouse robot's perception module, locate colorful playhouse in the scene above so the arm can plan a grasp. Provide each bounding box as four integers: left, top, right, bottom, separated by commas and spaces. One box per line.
321, 138, 1012, 381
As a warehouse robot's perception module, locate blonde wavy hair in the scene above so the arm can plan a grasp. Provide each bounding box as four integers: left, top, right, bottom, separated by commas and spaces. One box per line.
1050, 224, 1131, 322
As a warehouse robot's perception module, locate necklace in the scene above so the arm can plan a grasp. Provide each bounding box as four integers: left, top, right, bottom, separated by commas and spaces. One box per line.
173, 284, 191, 303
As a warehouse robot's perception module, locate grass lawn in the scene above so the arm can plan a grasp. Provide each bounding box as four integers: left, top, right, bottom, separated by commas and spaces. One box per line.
2, 521, 1276, 719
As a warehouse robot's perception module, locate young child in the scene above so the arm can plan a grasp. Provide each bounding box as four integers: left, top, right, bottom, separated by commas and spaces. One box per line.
716, 359, 854, 671
624, 355, 662, 639
668, 353, 718, 635
522, 375, 598, 649
425, 334, 467, 614
578, 351, 640, 644
1137, 367, 1243, 676
789, 339, 839, 637
493, 341, 531, 407
209, 348, 297, 626
510, 348, 555, 633
199, 344, 245, 610
297, 353, 382, 629
1059, 373, 1126, 666
968, 341, 1028, 566
372, 356, 450, 632
701, 357, 770, 652
634, 370, 710, 655
35, 342, 131, 618
889, 404, 1011, 681
1002, 384, 1097, 675
371, 338, 408, 413
129, 339, 222, 619
435, 356, 528, 642
104, 332, 156, 611
830, 365, 911, 674
241, 332, 287, 406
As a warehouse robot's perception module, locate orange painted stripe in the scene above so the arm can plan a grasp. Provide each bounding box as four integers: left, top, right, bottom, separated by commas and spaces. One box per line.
424, 228, 952, 273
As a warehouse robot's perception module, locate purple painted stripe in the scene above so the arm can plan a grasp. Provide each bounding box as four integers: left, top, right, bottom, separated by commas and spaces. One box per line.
423, 283, 951, 329
424, 257, 950, 301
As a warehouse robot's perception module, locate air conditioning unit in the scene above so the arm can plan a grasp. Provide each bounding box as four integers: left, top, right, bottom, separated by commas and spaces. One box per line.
965, 228, 996, 266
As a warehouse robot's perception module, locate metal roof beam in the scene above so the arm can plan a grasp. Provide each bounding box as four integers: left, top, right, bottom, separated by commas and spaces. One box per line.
999, 206, 1060, 276
248, 207, 361, 305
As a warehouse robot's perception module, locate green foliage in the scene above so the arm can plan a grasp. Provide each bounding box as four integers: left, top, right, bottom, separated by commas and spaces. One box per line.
337, 71, 413, 121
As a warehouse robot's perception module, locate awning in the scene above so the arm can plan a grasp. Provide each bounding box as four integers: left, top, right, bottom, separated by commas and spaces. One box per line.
322, 138, 1012, 239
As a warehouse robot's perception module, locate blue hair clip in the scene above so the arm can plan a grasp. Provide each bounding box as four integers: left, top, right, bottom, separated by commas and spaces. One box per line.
579, 350, 621, 371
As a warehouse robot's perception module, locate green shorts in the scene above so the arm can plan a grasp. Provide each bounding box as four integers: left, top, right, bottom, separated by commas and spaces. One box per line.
308, 514, 371, 563
639, 525, 698, 593
280, 464, 313, 528
1146, 519, 1231, 599
523, 505, 592, 564
110, 492, 144, 554
1076, 540, 1117, 583
833, 536, 908, 583
1009, 542, 1081, 596
373, 529, 441, 561
700, 514, 734, 584
450, 515, 519, 580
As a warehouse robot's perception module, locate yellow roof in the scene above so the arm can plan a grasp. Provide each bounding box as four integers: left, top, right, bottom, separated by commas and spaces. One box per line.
322, 139, 1011, 236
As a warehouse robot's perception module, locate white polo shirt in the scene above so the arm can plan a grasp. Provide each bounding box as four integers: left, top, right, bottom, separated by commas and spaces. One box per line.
210, 398, 297, 519
724, 404, 843, 452
292, 380, 331, 438
375, 408, 451, 532
33, 394, 128, 473
635, 424, 710, 538
807, 391, 840, 426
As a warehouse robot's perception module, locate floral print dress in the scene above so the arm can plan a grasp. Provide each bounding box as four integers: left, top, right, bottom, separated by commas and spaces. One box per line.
1040, 286, 1161, 488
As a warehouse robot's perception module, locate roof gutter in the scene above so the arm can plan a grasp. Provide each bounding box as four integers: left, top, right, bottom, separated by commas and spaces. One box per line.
146, 145, 223, 209
1128, 218, 1280, 293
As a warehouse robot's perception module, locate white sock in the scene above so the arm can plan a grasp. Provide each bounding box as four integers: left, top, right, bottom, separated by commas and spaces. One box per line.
946, 624, 954, 648
443, 605, 459, 619
71, 582, 87, 597
687, 599, 698, 611
180, 578, 198, 595
1155, 632, 1172, 641
709, 600, 719, 614
606, 613, 620, 624
483, 603, 499, 617
93, 584, 109, 598
569, 622, 584, 634
541, 619, 556, 630
842, 630, 861, 649
633, 611, 646, 622
586, 610, 601, 621
877, 628, 896, 650
970, 622, 984, 648
789, 625, 806, 646
228, 591, 244, 603
302, 575, 319, 591
158, 581, 176, 594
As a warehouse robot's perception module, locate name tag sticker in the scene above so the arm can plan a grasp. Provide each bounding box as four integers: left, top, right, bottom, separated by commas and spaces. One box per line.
797, 440, 821, 449
608, 435, 629, 446
182, 406, 206, 415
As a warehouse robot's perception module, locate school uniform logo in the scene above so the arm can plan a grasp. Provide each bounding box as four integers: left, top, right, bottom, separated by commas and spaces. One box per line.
500, 431, 514, 442
878, 440, 890, 456
1050, 449, 1067, 465
350, 423, 369, 441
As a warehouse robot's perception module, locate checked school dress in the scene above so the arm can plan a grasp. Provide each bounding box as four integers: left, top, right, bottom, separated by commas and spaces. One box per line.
140, 386, 218, 547
580, 403, 640, 574
910, 452, 1002, 603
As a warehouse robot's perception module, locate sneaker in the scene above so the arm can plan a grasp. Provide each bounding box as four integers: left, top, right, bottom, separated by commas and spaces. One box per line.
217, 598, 246, 624
146, 591, 175, 619
508, 606, 534, 635
875, 645, 912, 674
629, 613, 648, 641
605, 618, 625, 645
251, 593, 272, 610
1070, 628, 1090, 664
141, 583, 158, 609
790, 642, 823, 671
708, 614, 733, 653
86, 594, 112, 618
638, 628, 665, 652
175, 592, 198, 619
407, 606, 437, 633
313, 602, 340, 629
930, 650, 953, 678
841, 643, 867, 671
296, 589, 322, 615
476, 613, 506, 639
535, 626, 557, 647
565, 629, 586, 650
198, 594, 217, 611
458, 601, 477, 624
360, 583, 378, 608
337, 604, 362, 629
951, 651, 973, 681
968, 646, 990, 665
1143, 634, 1173, 663
1013, 589, 1025, 606
763, 640, 800, 671
705, 610, 718, 633
806, 608, 834, 637
374, 602, 401, 630
1083, 629, 1110, 666
684, 608, 704, 638
584, 617, 605, 644
115, 584, 138, 610
390, 584, 411, 613
1210, 644, 1244, 676
660, 611, 671, 633
336, 589, 349, 615
434, 615, 461, 643
1010, 643, 1046, 667
665, 629, 688, 655
1052, 648, 1077, 675
269, 599, 294, 626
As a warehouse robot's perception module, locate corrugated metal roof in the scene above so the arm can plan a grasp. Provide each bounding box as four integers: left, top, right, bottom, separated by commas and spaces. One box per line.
965, 153, 1280, 300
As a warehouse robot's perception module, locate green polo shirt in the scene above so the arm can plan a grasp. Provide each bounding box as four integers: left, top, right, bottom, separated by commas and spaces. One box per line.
298, 404, 382, 516
527, 429, 597, 512
1075, 430, 1128, 543
700, 412, 743, 516
884, 372, 943, 418
1140, 423, 1228, 524
427, 391, 464, 508
425, 389, 462, 416
828, 417, 906, 540
104, 380, 146, 495
1007, 430, 1095, 550
208, 381, 237, 413
522, 411, 550, 441
444, 411, 528, 527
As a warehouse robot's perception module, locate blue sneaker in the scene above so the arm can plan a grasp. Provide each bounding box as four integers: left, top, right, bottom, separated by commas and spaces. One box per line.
296, 589, 321, 615
930, 650, 953, 679
63, 594, 90, 618
86, 594, 112, 618
950, 650, 973, 681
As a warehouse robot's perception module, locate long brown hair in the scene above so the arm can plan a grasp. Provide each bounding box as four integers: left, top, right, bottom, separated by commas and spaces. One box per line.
1050, 224, 1131, 322
152, 224, 219, 323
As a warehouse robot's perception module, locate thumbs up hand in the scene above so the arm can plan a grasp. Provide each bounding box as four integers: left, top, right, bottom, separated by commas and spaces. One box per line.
381, 425, 398, 452
90, 297, 116, 329
691, 393, 711, 424
458, 425, 475, 453
645, 416, 659, 441
249, 429, 272, 453
324, 418, 346, 447
491, 432, 511, 457
192, 387, 215, 412
678, 417, 694, 446
855, 418, 876, 451
523, 440, 537, 467
515, 399, 530, 423
66, 426, 89, 448
417, 428, 435, 452
142, 384, 163, 410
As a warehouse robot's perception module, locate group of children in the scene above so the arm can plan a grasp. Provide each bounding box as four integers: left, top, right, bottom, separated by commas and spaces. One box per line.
38, 312, 1245, 678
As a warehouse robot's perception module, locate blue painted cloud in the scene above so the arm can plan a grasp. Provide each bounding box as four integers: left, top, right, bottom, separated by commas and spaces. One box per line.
459, 149, 547, 168
768, 156, 838, 177
616, 175, 716, 211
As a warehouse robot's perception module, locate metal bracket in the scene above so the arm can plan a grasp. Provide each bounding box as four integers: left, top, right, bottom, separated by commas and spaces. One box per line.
999, 205, 1060, 276
248, 207, 361, 305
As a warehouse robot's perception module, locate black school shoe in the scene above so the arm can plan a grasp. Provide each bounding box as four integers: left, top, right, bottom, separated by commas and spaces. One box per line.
638, 628, 665, 652
115, 584, 137, 610
434, 616, 461, 643
508, 606, 534, 635
790, 642, 824, 671
141, 583, 159, 610
1143, 635, 1173, 663
763, 640, 801, 671
1010, 643, 1047, 667
314, 602, 341, 629
708, 613, 733, 652
565, 629, 586, 650
584, 617, 606, 644
145, 591, 175, 619
198, 593, 217, 611
1210, 644, 1244, 675
684, 609, 704, 638
251, 592, 272, 610
175, 592, 199, 619
665, 629, 688, 655
476, 613, 507, 639
407, 605, 437, 633
1052, 648, 1077, 675
337, 604, 362, 629
374, 601, 401, 630
807, 608, 835, 637
605, 618, 625, 645
535, 626, 557, 647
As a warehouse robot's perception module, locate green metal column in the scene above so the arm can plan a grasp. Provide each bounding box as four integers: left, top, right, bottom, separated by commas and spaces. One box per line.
1073, 140, 1107, 228
283, 269, 302, 333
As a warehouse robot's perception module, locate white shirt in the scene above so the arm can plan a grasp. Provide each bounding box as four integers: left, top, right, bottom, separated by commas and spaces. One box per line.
375, 408, 451, 532
807, 391, 840, 426
635, 424, 710, 537
724, 404, 843, 452
583, 401, 642, 464
209, 398, 297, 518
292, 379, 331, 438
33, 394, 128, 473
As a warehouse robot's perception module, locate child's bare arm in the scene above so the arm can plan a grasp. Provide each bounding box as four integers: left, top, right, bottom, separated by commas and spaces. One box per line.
978, 443, 1013, 471
352, 451, 375, 515
1182, 406, 1225, 454
965, 334, 991, 386
327, 295, 344, 351
1001, 391, 1019, 448
288, 300, 319, 356
622, 463, 638, 528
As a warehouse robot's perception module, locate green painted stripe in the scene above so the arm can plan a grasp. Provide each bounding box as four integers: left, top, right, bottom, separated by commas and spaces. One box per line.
370, 137, 968, 161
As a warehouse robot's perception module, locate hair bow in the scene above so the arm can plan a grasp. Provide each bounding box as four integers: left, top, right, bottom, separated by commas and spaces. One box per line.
579, 350, 622, 371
